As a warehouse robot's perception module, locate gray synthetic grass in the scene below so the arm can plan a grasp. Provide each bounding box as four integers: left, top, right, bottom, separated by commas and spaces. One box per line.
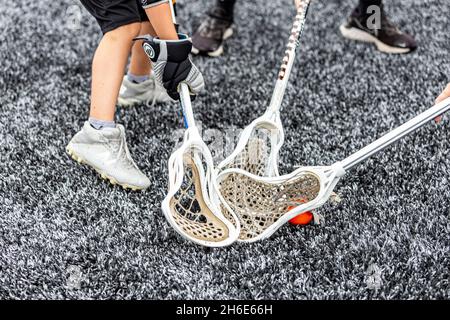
0, 0, 449, 299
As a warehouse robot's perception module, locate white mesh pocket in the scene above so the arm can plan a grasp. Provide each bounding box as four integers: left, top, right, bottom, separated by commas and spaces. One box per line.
224, 126, 278, 176
169, 153, 230, 243
219, 171, 321, 240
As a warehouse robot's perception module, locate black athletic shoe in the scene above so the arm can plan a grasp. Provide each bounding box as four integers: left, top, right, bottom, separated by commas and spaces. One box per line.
340, 5, 417, 54
191, 6, 234, 57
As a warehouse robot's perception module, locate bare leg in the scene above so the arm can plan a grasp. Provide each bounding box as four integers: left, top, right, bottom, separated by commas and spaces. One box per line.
89, 23, 141, 121
128, 22, 155, 77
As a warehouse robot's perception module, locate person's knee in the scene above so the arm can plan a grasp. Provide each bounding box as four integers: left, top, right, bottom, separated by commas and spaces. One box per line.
140, 21, 156, 37
104, 22, 141, 42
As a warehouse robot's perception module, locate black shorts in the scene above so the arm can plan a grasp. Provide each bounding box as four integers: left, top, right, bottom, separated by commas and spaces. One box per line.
80, 0, 149, 34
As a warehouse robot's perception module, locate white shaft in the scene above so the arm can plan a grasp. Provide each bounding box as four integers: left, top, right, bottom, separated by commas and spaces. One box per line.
167, 0, 196, 129
168, 0, 176, 23
179, 83, 196, 128
267, 52, 297, 115
341, 97, 450, 171
267, 0, 311, 116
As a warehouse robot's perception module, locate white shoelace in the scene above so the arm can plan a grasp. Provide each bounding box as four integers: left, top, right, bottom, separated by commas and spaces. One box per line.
114, 126, 139, 170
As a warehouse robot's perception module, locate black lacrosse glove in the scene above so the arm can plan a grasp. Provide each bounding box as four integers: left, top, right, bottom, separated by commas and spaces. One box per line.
134, 34, 204, 100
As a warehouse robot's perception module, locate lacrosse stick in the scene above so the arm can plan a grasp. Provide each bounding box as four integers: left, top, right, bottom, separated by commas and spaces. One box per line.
217, 0, 316, 226
218, 97, 450, 242
217, 0, 311, 177
156, 1, 239, 247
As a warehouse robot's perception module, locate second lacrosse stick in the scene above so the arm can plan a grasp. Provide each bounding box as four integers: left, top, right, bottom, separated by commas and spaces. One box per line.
218, 97, 450, 242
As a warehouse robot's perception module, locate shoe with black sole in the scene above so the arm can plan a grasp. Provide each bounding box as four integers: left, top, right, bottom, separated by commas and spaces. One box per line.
340, 5, 417, 54
191, 6, 234, 57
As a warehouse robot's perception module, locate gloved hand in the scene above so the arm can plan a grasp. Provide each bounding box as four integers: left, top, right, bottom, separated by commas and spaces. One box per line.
134, 34, 204, 100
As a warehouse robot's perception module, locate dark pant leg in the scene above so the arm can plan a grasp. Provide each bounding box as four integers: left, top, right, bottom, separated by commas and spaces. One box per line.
215, 0, 236, 15
80, 0, 144, 34
358, 0, 382, 10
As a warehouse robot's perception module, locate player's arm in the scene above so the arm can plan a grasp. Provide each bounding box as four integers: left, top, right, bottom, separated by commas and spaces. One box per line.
139, 0, 204, 100
142, 1, 178, 40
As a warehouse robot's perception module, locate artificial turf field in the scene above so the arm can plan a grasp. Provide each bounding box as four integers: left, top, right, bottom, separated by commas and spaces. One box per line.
0, 0, 449, 299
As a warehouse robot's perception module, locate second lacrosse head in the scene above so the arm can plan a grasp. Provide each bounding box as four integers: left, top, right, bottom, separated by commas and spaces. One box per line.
217, 164, 345, 242
218, 114, 285, 177
162, 128, 240, 247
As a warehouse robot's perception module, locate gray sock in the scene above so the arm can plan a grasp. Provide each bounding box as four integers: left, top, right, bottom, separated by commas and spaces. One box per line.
89, 117, 116, 130
127, 72, 150, 84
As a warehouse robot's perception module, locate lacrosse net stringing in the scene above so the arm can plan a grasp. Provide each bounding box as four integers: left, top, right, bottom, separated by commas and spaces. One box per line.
162, 122, 239, 247
222, 126, 279, 176
167, 151, 232, 243
170, 153, 232, 242
219, 170, 321, 240
217, 164, 346, 242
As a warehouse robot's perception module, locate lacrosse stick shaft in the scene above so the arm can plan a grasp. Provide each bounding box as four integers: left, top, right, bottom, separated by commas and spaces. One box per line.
166, 0, 196, 129
267, 0, 311, 115
169, 0, 176, 23
340, 97, 450, 171
179, 83, 196, 128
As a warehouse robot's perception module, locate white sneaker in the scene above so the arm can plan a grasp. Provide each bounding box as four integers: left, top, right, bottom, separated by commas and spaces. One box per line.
118, 73, 172, 107
66, 121, 150, 191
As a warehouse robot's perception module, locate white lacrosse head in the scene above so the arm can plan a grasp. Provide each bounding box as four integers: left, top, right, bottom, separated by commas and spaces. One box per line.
216, 163, 346, 242
162, 127, 240, 247
217, 0, 311, 182
218, 112, 285, 177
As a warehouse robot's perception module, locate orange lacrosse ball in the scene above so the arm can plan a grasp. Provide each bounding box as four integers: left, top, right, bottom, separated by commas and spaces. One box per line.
287, 199, 314, 225
288, 211, 314, 225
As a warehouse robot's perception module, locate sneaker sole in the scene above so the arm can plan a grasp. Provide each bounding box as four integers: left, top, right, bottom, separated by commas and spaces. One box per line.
117, 95, 171, 108
117, 96, 141, 107
191, 27, 234, 57
339, 24, 411, 54
66, 146, 145, 191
